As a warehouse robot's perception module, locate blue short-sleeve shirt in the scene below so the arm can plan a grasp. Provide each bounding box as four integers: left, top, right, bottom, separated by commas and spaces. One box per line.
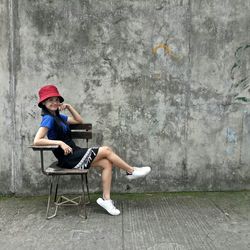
40, 114, 69, 140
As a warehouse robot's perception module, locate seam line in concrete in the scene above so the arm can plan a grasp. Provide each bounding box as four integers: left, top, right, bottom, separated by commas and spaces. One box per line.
8, 0, 17, 194
121, 201, 125, 250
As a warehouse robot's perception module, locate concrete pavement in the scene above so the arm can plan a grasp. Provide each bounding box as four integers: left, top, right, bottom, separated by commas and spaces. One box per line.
0, 191, 250, 250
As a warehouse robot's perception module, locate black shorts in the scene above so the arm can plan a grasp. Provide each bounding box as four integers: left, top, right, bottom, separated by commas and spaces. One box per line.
58, 147, 99, 169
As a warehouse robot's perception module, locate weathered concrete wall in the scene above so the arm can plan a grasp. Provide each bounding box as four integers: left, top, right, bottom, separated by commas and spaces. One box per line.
1, 0, 250, 195
0, 0, 12, 194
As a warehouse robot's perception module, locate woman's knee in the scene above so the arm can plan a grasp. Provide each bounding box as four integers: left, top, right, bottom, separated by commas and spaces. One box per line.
99, 146, 113, 157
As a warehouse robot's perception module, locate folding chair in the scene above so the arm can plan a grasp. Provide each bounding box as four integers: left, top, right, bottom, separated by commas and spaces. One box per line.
30, 123, 92, 219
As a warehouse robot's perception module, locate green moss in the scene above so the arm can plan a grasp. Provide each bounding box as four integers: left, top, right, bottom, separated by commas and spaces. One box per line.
0, 194, 15, 201
0, 191, 250, 202
87, 190, 250, 202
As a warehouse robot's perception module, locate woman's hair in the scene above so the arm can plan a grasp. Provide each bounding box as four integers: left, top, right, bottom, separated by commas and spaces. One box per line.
41, 105, 69, 138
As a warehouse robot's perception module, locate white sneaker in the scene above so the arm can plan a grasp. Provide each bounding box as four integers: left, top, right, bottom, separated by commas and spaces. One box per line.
96, 198, 121, 216
125, 166, 151, 180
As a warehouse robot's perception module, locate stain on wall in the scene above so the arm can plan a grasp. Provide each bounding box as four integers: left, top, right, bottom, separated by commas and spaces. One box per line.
152, 43, 179, 60
230, 44, 250, 102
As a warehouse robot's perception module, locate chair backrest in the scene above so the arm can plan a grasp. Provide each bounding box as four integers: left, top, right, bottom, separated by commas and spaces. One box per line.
69, 123, 92, 147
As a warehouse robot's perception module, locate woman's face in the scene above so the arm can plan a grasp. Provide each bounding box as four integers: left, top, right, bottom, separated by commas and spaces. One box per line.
43, 96, 60, 112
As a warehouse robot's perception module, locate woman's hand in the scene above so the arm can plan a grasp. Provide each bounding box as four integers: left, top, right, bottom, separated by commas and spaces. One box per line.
59, 103, 71, 111
59, 103, 84, 124
60, 141, 73, 155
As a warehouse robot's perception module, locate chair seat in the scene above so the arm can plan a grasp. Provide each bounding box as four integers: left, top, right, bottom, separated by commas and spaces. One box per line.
46, 162, 88, 175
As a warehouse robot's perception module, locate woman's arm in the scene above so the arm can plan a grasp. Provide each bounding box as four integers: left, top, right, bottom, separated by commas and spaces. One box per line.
33, 127, 73, 155
59, 103, 84, 124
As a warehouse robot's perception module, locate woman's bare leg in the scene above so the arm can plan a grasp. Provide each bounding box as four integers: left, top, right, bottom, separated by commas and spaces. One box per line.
91, 158, 112, 200
92, 146, 134, 173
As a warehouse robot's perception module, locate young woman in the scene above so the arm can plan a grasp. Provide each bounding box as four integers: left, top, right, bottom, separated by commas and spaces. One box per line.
34, 85, 151, 216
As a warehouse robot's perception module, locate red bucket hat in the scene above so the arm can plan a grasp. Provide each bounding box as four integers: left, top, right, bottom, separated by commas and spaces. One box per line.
38, 84, 64, 107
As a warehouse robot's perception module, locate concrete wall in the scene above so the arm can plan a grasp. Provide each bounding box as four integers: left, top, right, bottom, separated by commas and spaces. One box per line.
1, 0, 250, 195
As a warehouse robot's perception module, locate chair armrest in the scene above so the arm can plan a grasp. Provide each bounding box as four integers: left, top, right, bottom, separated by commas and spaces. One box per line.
29, 145, 59, 176
29, 145, 59, 151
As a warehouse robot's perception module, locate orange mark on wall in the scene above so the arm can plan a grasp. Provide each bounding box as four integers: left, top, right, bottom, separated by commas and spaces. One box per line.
152, 43, 178, 59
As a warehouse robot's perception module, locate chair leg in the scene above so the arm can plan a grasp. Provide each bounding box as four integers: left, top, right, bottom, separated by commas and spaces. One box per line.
54, 176, 60, 202
46, 175, 58, 219
85, 173, 90, 204
45, 174, 89, 220
80, 174, 87, 219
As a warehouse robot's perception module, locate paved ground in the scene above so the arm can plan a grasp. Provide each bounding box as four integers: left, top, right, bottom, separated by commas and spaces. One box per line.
0, 191, 250, 250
